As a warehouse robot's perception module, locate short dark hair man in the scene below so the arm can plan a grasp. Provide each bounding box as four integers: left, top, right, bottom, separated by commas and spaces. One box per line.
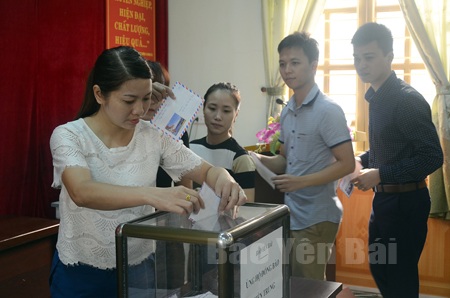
351, 22, 443, 297
257, 31, 355, 280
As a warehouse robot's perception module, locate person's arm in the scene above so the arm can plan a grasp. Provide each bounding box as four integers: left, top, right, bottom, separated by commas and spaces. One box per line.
357, 149, 369, 168
152, 81, 176, 101
350, 154, 381, 192
159, 134, 246, 212
175, 132, 193, 189
231, 154, 257, 202
272, 141, 355, 192
271, 101, 354, 192
378, 95, 443, 183
352, 95, 443, 191
53, 124, 208, 216
255, 143, 287, 174
53, 124, 203, 216
176, 177, 193, 189
350, 167, 381, 192
62, 166, 204, 215
183, 161, 247, 212
63, 160, 245, 216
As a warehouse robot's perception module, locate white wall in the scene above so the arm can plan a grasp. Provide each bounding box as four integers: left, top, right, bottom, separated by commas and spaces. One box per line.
168, 0, 267, 147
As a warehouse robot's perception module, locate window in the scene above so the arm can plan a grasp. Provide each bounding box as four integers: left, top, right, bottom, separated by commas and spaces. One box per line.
310, 0, 435, 153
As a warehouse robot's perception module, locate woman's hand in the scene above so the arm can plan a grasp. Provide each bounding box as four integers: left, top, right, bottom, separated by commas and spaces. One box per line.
214, 175, 247, 212
148, 186, 205, 216
152, 82, 176, 102
184, 162, 247, 213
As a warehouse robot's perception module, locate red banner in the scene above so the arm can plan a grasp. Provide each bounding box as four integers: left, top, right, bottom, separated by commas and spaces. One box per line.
106, 0, 156, 60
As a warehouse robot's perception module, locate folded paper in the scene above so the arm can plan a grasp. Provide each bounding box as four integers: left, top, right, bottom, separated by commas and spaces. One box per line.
249, 151, 276, 189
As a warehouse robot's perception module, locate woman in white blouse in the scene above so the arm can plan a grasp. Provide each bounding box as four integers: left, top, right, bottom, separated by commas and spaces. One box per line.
49, 46, 246, 298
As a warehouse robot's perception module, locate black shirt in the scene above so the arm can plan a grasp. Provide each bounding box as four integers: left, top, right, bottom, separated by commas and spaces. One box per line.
190, 137, 256, 189
359, 71, 443, 184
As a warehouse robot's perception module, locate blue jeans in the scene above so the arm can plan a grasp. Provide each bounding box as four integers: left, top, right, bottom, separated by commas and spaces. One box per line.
49, 250, 155, 298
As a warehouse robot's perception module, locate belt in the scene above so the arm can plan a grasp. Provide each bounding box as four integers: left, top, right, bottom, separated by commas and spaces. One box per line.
372, 181, 427, 193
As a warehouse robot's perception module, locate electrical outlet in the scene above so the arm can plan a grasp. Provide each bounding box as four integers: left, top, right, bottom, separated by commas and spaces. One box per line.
196, 115, 205, 124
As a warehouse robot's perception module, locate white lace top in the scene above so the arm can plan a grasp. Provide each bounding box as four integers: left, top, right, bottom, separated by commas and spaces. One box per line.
50, 119, 202, 269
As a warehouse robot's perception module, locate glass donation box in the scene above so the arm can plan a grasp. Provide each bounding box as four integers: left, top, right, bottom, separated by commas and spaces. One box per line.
116, 203, 290, 298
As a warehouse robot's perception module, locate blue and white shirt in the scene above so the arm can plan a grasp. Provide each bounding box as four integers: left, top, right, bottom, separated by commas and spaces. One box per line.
279, 84, 352, 230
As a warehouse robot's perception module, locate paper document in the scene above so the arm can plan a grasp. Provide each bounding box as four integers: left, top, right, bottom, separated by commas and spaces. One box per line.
150, 82, 204, 141
339, 161, 363, 198
249, 151, 276, 189
189, 182, 221, 222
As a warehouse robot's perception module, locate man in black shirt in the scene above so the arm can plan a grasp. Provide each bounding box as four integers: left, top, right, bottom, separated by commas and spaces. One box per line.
350, 23, 443, 298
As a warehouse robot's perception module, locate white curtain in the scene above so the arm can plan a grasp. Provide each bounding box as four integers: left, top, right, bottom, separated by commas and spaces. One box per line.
260, 0, 326, 121
399, 0, 450, 219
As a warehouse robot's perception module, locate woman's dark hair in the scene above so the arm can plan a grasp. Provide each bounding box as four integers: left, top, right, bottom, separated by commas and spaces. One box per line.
203, 82, 241, 135
204, 82, 241, 110
147, 60, 170, 87
351, 22, 393, 55
277, 31, 319, 64
75, 46, 152, 120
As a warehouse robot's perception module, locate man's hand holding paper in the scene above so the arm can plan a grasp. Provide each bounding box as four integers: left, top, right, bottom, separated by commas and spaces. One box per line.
249, 151, 277, 189
339, 159, 363, 197
272, 174, 308, 193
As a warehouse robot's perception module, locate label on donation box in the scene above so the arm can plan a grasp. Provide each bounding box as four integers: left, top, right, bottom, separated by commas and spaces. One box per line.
240, 227, 283, 298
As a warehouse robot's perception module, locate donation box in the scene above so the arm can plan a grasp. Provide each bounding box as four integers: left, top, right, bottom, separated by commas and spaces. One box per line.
116, 203, 290, 298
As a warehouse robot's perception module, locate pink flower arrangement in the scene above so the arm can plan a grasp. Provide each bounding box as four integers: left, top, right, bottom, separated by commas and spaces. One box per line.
257, 114, 355, 155
256, 114, 281, 155
349, 126, 355, 141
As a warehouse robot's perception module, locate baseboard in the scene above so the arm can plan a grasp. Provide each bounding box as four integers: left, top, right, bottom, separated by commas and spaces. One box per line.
345, 285, 446, 298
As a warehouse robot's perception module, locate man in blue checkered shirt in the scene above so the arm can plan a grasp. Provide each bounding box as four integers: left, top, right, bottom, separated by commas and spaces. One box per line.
351, 22, 443, 298
257, 31, 355, 281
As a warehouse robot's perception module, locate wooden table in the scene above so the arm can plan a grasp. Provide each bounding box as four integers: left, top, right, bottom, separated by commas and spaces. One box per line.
0, 215, 59, 298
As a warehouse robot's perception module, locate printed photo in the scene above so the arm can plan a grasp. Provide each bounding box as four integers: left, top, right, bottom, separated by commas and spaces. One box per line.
165, 113, 186, 135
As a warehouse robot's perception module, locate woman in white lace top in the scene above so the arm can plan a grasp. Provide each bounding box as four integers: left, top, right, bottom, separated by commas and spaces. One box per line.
49, 46, 247, 298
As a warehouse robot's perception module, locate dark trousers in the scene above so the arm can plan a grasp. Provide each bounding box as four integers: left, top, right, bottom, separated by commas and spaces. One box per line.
368, 188, 430, 298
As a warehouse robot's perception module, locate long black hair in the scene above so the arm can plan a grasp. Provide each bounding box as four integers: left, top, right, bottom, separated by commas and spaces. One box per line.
147, 60, 170, 87
75, 46, 152, 120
